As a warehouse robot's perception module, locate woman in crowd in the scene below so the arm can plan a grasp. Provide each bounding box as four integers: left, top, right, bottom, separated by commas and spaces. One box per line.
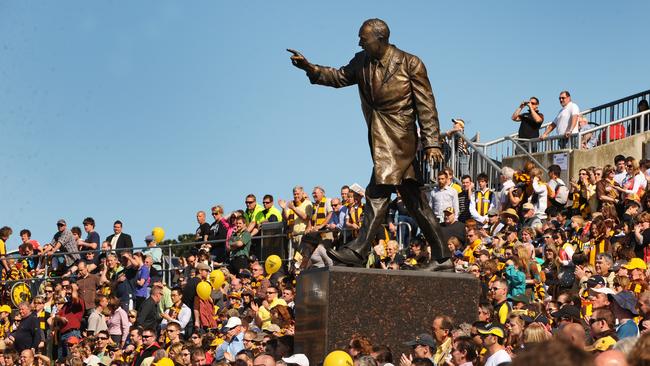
375, 240, 404, 270
619, 157, 647, 203
106, 296, 130, 347
505, 314, 526, 355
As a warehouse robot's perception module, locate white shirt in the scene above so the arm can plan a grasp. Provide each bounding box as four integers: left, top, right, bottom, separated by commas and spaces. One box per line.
496, 180, 515, 212
553, 101, 580, 134
484, 349, 512, 366
430, 185, 459, 222
614, 171, 627, 186
110, 233, 121, 250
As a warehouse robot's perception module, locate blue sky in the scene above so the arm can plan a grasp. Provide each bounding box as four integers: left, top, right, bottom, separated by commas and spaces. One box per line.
1, 1, 648, 251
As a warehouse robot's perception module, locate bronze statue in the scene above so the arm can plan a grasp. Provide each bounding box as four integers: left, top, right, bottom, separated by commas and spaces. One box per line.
288, 18, 452, 270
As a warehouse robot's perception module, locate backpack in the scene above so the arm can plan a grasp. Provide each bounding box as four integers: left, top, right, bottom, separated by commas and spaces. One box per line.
552, 179, 569, 206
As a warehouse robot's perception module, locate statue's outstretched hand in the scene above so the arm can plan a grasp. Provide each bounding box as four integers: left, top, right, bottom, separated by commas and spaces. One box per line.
425, 147, 443, 163
287, 49, 312, 71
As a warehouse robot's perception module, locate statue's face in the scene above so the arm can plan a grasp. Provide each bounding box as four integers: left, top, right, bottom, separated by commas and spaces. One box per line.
358, 25, 382, 58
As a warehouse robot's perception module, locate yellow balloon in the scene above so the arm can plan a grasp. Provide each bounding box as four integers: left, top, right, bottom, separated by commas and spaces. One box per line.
324, 350, 353, 366
152, 227, 165, 243
196, 281, 212, 301
209, 269, 225, 289
264, 255, 282, 275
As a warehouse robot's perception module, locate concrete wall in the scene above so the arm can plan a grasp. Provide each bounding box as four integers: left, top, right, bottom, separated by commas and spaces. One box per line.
503, 132, 650, 181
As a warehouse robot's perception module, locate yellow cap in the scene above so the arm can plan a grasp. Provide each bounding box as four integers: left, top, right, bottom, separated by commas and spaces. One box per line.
623, 258, 647, 271
153, 358, 174, 366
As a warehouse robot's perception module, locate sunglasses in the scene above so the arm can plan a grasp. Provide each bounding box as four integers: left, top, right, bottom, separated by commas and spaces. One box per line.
245, 201, 255, 204
263, 201, 271, 204
142, 334, 155, 339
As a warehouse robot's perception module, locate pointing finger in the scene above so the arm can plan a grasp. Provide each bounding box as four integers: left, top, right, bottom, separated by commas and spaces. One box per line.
286, 48, 301, 56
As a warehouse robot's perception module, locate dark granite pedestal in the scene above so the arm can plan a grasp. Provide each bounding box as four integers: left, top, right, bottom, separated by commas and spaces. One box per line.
295, 267, 480, 364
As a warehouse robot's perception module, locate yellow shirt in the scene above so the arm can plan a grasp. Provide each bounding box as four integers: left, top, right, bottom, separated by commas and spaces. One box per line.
257, 298, 288, 330
434, 337, 452, 365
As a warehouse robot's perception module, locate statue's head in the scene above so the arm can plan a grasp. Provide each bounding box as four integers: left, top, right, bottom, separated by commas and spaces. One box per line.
358, 18, 390, 58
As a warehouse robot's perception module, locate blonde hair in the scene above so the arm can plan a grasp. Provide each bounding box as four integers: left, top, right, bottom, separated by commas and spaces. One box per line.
523, 323, 551, 344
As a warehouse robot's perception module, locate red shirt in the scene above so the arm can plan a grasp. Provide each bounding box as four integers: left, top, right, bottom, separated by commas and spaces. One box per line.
59, 297, 85, 333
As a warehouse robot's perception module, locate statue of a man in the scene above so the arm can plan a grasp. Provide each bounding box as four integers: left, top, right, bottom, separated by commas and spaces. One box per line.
288, 18, 451, 270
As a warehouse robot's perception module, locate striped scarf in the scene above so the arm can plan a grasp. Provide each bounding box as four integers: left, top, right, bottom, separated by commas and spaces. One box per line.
311, 198, 328, 226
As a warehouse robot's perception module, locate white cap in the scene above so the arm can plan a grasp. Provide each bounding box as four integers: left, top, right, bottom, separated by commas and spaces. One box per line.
590, 287, 616, 295
282, 354, 309, 366
224, 316, 242, 329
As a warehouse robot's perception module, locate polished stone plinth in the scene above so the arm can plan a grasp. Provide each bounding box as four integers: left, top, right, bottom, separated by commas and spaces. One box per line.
295, 267, 480, 363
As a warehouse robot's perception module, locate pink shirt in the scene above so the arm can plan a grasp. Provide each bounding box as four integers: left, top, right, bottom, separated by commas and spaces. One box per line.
106, 307, 131, 344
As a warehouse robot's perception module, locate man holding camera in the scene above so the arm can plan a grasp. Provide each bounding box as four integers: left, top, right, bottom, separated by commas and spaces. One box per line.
511, 97, 544, 152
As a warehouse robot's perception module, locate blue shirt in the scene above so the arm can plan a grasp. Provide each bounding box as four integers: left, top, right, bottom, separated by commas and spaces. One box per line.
215, 331, 245, 360
328, 206, 348, 230
135, 266, 150, 298
616, 319, 639, 339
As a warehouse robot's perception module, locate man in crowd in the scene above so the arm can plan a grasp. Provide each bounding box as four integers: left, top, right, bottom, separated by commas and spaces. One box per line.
195, 211, 211, 245
57, 282, 85, 360
326, 197, 348, 245
432, 315, 453, 365
77, 261, 100, 315
161, 287, 191, 335
5, 301, 40, 353
244, 194, 264, 232
136, 286, 162, 331
78, 217, 101, 251
104, 220, 134, 253
251, 194, 283, 236
402, 333, 436, 364
512, 96, 544, 152
457, 175, 473, 223
279, 186, 313, 245
541, 90, 581, 146
478, 323, 511, 366
43, 219, 80, 272
215, 317, 245, 362
430, 171, 459, 223
133, 327, 161, 366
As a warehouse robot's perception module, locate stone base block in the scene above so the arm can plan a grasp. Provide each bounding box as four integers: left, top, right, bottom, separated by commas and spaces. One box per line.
295, 267, 481, 363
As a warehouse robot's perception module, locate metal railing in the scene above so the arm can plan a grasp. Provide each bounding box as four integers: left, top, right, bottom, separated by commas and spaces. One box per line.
578, 110, 650, 149
475, 89, 650, 159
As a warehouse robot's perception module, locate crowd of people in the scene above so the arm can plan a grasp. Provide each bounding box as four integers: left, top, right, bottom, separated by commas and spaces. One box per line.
3, 119, 650, 366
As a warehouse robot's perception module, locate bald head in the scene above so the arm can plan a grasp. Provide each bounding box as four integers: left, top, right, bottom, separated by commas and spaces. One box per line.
595, 350, 628, 366
557, 323, 587, 349
253, 354, 275, 366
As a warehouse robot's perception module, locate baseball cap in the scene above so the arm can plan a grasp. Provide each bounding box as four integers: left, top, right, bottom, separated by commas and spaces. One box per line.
403, 333, 436, 348
522, 203, 535, 211
607, 291, 639, 316
585, 336, 617, 352
487, 208, 499, 217
152, 358, 175, 366
586, 275, 606, 288
443, 207, 455, 215
222, 316, 242, 331
195, 262, 211, 272
551, 305, 581, 321
282, 354, 310, 366
477, 323, 505, 338
57, 219, 67, 225
145, 235, 154, 243
509, 293, 529, 305
623, 258, 647, 271
590, 287, 616, 296
0, 305, 11, 314
451, 118, 465, 128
